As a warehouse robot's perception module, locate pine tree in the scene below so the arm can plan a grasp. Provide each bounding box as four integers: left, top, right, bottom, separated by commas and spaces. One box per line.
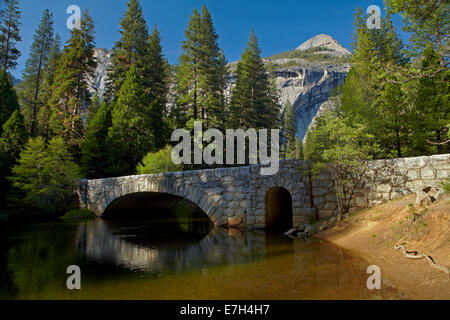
141, 25, 170, 149
148, 99, 167, 150
176, 5, 227, 127
411, 44, 450, 155
283, 101, 297, 158
341, 10, 388, 158
197, 5, 225, 128
9, 136, 47, 208
81, 101, 112, 179
49, 10, 96, 158
10, 136, 80, 213
37, 34, 61, 140
386, 0, 449, 56
176, 8, 202, 122
229, 29, 280, 129
0, 68, 19, 129
0, 109, 27, 207
106, 0, 149, 101
108, 65, 154, 176
372, 14, 409, 158
17, 9, 54, 135
44, 137, 81, 212
216, 48, 229, 132
142, 25, 169, 106
0, 0, 21, 71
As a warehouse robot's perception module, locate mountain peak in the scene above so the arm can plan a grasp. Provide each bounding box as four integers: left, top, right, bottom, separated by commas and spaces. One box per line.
296, 34, 351, 56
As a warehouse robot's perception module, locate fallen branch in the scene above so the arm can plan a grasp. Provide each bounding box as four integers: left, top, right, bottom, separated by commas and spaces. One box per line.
394, 245, 450, 278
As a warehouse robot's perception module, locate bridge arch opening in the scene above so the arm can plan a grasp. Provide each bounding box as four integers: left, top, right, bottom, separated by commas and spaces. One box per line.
102, 192, 213, 238
265, 187, 293, 232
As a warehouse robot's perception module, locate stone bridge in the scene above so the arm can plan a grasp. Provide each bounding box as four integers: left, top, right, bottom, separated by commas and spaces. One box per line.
79, 160, 315, 230
79, 154, 450, 230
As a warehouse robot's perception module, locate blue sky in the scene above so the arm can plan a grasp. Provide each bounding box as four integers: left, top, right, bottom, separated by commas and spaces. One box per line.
10, 0, 407, 79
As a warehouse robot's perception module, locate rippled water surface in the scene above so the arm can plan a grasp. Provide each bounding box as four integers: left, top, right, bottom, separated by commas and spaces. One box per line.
0, 219, 404, 300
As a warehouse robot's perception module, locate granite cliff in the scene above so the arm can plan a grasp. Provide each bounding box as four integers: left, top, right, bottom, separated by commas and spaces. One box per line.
89, 34, 351, 141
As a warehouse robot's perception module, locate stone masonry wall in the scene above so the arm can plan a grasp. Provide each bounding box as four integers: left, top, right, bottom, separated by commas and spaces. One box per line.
312, 154, 450, 218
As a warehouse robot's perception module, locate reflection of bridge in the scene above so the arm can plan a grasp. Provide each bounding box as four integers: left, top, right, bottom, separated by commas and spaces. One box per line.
76, 220, 271, 273
79, 160, 319, 229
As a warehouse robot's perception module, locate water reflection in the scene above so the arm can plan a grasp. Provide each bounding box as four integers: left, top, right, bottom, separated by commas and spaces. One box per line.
0, 219, 406, 300
76, 219, 292, 274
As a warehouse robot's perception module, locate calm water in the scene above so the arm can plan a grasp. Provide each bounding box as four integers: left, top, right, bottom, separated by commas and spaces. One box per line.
0, 218, 405, 300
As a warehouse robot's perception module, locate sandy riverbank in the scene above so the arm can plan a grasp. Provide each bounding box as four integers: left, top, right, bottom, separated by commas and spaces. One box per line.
315, 194, 450, 300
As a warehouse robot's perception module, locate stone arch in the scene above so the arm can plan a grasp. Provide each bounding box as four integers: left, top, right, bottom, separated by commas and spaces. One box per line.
253, 179, 299, 229
87, 175, 218, 223
264, 186, 293, 231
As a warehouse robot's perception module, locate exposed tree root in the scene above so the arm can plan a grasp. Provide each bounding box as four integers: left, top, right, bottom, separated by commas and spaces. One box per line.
395, 245, 450, 278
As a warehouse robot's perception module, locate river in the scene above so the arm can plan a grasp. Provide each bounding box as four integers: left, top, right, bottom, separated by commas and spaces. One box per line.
0, 218, 405, 300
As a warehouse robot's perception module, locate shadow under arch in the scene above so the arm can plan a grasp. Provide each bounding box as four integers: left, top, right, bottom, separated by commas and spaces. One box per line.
102, 192, 213, 240
264, 187, 293, 232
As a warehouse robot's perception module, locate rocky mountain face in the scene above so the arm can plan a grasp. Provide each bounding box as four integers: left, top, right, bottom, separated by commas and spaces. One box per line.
275, 63, 349, 141
90, 35, 351, 141
89, 48, 113, 98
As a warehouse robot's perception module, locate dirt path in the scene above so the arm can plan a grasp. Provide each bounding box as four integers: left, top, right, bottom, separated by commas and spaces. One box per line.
315, 195, 450, 300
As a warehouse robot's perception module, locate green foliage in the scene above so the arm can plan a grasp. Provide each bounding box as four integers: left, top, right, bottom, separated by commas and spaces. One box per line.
0, 68, 19, 129
108, 65, 154, 176
142, 26, 170, 108
385, 0, 449, 54
36, 34, 61, 141
304, 110, 377, 215
175, 5, 228, 129
49, 10, 96, 158
0, 110, 27, 207
283, 101, 301, 159
17, 9, 54, 136
340, 10, 412, 159
106, 0, 149, 100
60, 208, 95, 220
410, 44, 450, 155
10, 136, 80, 213
442, 179, 450, 194
81, 101, 112, 179
229, 29, 280, 129
0, 0, 22, 71
137, 145, 182, 175
0, 109, 27, 158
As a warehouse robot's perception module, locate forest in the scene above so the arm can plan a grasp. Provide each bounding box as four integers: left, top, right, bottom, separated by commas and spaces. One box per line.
0, 0, 448, 217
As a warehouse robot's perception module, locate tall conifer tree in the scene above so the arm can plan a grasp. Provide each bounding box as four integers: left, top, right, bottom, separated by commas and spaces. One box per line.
229, 29, 280, 129
37, 34, 61, 141
49, 10, 96, 158
108, 65, 154, 176
176, 5, 227, 127
106, 0, 149, 101
0, 0, 21, 71
0, 68, 19, 129
17, 9, 54, 135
